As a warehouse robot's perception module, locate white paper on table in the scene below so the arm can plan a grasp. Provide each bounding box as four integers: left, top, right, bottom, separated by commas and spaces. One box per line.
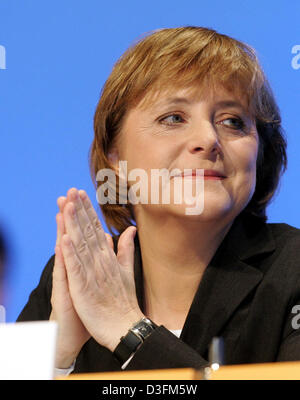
0, 321, 57, 380
0, 305, 5, 323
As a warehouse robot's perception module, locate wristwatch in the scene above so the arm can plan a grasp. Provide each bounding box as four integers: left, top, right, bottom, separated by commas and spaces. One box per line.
113, 317, 158, 365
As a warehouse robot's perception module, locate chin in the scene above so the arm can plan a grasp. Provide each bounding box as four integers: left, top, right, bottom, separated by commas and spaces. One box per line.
185, 192, 232, 215
158, 200, 234, 223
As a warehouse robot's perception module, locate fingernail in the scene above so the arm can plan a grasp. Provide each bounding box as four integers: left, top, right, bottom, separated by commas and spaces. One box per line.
70, 189, 79, 202
79, 190, 87, 200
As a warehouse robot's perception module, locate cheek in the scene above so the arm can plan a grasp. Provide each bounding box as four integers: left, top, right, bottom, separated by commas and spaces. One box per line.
121, 135, 173, 171
228, 140, 259, 204
222, 138, 258, 201
230, 137, 259, 177
246, 143, 259, 177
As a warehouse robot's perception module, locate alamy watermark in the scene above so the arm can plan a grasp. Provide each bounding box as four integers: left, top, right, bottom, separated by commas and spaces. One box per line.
291, 45, 300, 70
0, 45, 6, 70
291, 305, 300, 329
95, 162, 211, 215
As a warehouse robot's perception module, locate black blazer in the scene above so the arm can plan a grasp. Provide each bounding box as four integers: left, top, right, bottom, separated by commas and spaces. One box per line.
17, 213, 300, 373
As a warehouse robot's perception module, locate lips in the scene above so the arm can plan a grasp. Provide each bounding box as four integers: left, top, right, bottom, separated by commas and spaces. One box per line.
203, 170, 226, 178
174, 169, 226, 178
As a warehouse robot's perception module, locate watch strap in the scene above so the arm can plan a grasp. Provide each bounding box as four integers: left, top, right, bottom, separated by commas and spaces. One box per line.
113, 330, 142, 365
113, 317, 158, 365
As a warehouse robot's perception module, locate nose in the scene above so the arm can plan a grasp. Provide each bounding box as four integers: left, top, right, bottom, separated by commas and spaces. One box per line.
186, 122, 221, 156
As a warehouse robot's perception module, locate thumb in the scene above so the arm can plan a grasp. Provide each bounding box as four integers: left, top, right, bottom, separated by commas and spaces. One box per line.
117, 226, 137, 269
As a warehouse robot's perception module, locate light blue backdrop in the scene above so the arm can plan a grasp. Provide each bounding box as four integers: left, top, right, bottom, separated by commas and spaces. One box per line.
0, 1, 299, 321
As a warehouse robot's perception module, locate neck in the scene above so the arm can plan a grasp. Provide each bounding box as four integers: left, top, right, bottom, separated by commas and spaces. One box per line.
135, 210, 234, 329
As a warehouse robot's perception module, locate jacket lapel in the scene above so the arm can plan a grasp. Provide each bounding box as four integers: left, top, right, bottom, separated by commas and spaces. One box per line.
181, 214, 277, 353
129, 212, 276, 355
179, 244, 263, 354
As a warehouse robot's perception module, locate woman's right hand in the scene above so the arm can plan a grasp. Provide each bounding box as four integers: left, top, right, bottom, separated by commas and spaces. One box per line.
50, 196, 91, 369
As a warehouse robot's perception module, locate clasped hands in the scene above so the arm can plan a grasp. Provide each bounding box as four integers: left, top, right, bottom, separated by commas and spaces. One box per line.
50, 188, 144, 369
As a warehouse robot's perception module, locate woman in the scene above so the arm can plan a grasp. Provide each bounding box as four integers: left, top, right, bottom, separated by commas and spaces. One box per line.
18, 26, 300, 375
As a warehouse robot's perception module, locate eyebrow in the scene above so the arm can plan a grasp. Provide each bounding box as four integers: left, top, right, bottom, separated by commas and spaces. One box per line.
161, 97, 246, 111
213, 100, 247, 112
163, 97, 192, 105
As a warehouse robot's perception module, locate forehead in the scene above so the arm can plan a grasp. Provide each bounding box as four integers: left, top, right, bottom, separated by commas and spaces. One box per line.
135, 84, 251, 115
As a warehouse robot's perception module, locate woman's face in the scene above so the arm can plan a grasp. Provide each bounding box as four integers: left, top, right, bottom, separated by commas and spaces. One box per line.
113, 85, 259, 223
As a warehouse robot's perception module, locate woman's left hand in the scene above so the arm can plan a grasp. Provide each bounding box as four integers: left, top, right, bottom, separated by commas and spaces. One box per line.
60, 188, 144, 352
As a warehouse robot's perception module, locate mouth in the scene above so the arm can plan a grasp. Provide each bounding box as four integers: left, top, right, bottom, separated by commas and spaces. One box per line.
173, 169, 227, 179
203, 170, 227, 179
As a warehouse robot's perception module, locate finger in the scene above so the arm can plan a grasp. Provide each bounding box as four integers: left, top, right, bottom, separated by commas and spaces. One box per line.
76, 189, 117, 277
78, 190, 109, 252
53, 245, 68, 286
117, 226, 136, 269
105, 233, 114, 252
56, 212, 65, 248
57, 196, 67, 213
66, 188, 107, 281
51, 245, 70, 307
60, 234, 87, 298
67, 189, 101, 258
56, 196, 67, 248
78, 190, 119, 279
63, 201, 94, 273
116, 227, 137, 311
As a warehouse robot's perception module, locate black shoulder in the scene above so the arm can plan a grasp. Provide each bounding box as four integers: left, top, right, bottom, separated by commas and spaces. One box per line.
17, 254, 55, 322
269, 221, 300, 239
269, 222, 300, 254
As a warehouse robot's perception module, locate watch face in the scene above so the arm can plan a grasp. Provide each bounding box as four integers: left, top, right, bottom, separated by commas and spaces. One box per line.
134, 321, 154, 338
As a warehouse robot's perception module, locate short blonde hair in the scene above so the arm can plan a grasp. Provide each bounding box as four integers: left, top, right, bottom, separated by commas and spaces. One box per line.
90, 26, 287, 236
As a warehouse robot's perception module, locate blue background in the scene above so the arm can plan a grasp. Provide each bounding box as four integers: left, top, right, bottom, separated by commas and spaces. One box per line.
0, 1, 299, 322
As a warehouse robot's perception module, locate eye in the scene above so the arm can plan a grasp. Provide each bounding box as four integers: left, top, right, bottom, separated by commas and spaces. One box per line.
218, 117, 246, 131
159, 113, 185, 125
